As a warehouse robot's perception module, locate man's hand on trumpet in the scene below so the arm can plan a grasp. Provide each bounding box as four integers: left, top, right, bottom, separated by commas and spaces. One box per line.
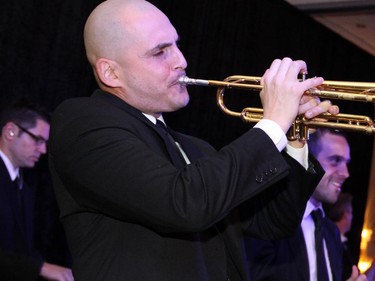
260, 57, 339, 136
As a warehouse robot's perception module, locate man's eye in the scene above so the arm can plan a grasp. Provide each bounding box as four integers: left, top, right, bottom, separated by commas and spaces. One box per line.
329, 160, 339, 167
153, 50, 165, 56
328, 156, 345, 167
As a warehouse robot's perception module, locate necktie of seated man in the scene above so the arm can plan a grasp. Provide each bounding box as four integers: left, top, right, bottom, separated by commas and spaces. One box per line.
155, 120, 187, 168
312, 209, 329, 281
14, 173, 26, 231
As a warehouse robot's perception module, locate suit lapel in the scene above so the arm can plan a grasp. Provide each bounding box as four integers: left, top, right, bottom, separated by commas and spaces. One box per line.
171, 130, 205, 163
153, 123, 187, 168
323, 220, 342, 281
0, 160, 29, 246
92, 91, 206, 165
290, 227, 310, 280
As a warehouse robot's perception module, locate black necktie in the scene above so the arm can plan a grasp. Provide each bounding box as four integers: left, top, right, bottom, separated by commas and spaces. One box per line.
14, 174, 26, 230
311, 209, 329, 281
15, 173, 23, 190
155, 120, 186, 168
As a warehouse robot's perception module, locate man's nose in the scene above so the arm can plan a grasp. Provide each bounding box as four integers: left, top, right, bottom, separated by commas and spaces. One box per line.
173, 47, 187, 71
339, 164, 350, 179
38, 143, 47, 154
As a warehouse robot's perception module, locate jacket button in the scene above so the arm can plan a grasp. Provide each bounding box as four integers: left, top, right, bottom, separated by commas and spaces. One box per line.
256, 175, 264, 182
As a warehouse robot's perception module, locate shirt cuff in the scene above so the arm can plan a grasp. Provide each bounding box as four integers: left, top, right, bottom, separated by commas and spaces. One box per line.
254, 119, 287, 152
284, 142, 309, 170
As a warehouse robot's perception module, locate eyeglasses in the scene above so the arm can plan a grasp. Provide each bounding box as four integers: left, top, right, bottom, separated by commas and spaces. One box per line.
15, 123, 48, 146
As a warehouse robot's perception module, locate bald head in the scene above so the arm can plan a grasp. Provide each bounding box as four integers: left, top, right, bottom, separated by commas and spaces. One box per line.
82, 0, 188, 113
84, 0, 164, 66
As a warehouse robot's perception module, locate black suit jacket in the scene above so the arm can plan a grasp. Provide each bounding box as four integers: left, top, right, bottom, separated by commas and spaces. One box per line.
0, 157, 71, 280
342, 240, 356, 280
49, 90, 324, 281
246, 214, 343, 281
0, 158, 43, 280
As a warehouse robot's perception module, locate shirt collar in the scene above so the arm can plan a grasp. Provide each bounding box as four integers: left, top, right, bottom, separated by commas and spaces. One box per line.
142, 113, 166, 126
0, 149, 19, 181
303, 199, 325, 220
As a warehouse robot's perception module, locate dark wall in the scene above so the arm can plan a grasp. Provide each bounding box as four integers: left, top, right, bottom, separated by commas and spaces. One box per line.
1, 0, 373, 264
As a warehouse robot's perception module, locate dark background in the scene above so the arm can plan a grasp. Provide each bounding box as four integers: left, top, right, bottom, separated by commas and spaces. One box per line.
1, 0, 374, 264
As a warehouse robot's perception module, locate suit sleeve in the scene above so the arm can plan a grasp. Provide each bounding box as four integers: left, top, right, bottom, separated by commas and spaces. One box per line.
239, 152, 324, 239
49, 98, 322, 236
0, 248, 43, 281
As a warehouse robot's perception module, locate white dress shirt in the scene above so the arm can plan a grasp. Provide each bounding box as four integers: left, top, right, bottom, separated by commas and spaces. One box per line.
0, 149, 19, 181
302, 200, 334, 281
255, 119, 308, 169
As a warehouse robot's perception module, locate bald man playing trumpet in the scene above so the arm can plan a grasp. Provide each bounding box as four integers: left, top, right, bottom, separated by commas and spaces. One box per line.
49, 0, 340, 280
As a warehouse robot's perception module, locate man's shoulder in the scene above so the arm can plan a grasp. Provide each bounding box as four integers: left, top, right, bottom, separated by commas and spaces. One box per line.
53, 91, 133, 126
55, 90, 107, 113
324, 216, 341, 237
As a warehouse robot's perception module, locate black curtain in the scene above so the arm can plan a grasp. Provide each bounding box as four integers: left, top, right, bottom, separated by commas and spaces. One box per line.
1, 0, 374, 264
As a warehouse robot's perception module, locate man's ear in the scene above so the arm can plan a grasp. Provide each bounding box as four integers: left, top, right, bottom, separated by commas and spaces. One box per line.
95, 58, 122, 88
2, 122, 18, 141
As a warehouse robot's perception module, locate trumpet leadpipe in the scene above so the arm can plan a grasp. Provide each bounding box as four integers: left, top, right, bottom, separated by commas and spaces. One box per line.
178, 75, 263, 90
179, 75, 375, 103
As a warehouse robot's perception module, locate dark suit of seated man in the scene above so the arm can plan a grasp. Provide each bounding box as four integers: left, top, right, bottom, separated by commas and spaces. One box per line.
0, 99, 73, 281
246, 129, 366, 281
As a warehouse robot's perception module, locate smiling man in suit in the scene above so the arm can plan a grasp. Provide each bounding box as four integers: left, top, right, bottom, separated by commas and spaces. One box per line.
246, 129, 366, 281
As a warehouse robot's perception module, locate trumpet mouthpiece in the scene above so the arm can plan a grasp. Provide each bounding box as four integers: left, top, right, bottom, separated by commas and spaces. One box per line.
178, 76, 190, 85
178, 76, 209, 86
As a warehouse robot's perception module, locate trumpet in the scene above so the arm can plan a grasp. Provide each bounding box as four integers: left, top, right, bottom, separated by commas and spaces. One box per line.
178, 75, 375, 140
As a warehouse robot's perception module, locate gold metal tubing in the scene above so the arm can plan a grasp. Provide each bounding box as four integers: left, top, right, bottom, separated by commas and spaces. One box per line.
179, 75, 375, 102
178, 75, 375, 139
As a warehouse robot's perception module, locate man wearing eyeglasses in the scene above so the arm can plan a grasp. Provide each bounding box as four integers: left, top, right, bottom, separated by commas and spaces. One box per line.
0, 99, 73, 281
